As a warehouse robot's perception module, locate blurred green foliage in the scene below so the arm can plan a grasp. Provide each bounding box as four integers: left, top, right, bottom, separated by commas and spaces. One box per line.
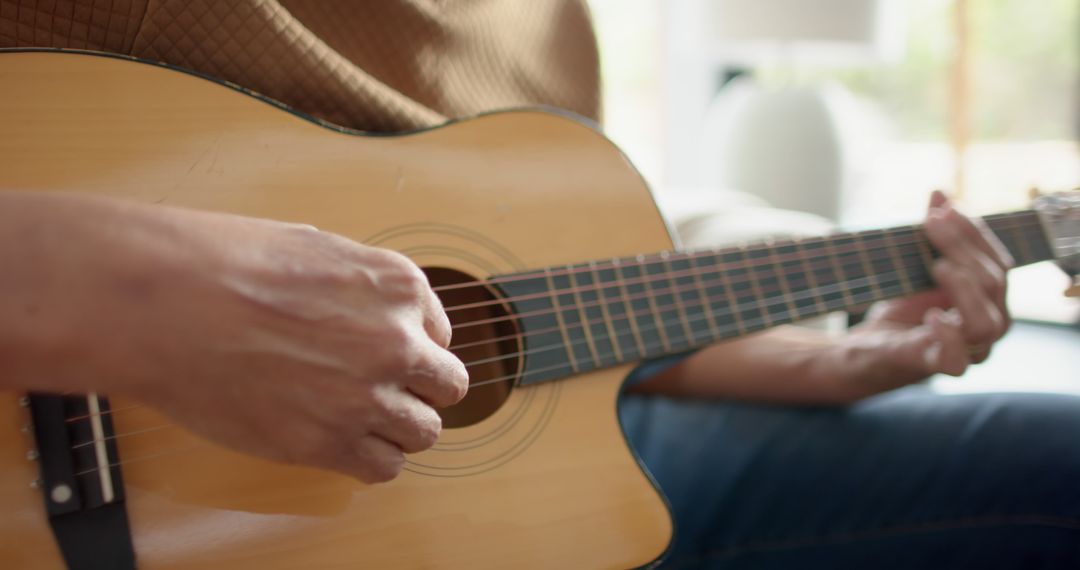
763, 0, 1078, 141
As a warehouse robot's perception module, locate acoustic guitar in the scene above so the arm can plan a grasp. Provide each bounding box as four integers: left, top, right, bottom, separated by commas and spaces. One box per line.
1, 50, 1077, 569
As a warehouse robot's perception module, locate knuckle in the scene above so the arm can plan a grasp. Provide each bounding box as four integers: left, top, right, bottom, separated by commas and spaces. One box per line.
991, 317, 1007, 339
365, 452, 405, 483
1001, 253, 1016, 270
448, 362, 469, 403
288, 222, 321, 236
1000, 314, 1013, 335
373, 329, 423, 372
414, 353, 469, 407
349, 435, 406, 483
385, 252, 427, 285
968, 319, 1000, 344
416, 410, 442, 450
298, 429, 348, 471
396, 404, 442, 453
398, 263, 430, 292
382, 324, 416, 352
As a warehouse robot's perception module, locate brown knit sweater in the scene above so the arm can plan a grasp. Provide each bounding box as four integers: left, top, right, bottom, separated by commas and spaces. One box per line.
0, 0, 602, 132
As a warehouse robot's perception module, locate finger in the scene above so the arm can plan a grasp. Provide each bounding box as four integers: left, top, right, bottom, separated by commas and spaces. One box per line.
926, 209, 1007, 299
966, 343, 993, 364
381, 250, 451, 348
924, 308, 970, 376
403, 339, 469, 408
928, 189, 949, 210
945, 211, 1012, 323
419, 285, 453, 349
340, 433, 406, 483
933, 260, 1006, 346
947, 206, 1015, 272
369, 388, 442, 454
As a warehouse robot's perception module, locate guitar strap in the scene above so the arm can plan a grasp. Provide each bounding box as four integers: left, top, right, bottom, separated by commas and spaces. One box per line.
27, 394, 137, 570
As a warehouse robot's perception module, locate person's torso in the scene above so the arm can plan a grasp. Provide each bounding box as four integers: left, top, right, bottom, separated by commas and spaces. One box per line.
0, 0, 601, 131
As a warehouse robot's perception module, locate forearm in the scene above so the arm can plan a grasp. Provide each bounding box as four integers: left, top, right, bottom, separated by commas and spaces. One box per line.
0, 191, 75, 391
0, 191, 175, 394
631, 326, 896, 405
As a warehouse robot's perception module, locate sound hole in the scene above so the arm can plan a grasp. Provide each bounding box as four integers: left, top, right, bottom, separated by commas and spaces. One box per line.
425, 267, 520, 428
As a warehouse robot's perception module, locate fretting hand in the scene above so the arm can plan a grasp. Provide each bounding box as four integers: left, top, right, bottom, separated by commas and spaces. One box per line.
824, 191, 1015, 394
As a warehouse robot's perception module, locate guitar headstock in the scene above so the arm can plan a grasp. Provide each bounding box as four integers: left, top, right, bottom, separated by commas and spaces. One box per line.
1034, 190, 1080, 295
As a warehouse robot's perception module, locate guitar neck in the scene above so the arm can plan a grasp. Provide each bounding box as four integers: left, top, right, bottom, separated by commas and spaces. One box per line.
499, 210, 1053, 386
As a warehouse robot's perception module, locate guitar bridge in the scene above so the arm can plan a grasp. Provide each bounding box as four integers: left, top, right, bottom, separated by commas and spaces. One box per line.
25, 393, 136, 569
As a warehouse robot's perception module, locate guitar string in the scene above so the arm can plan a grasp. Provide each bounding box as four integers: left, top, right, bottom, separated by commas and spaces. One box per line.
437, 216, 1041, 315
56, 216, 1046, 431
430, 214, 1029, 293
444, 253, 933, 370
52, 215, 1045, 433
52, 243, 915, 430
430, 212, 1041, 294
444, 219, 1044, 331
445, 243, 932, 331
68, 274, 918, 476
65, 403, 144, 424
462, 279, 916, 390
65, 264, 924, 451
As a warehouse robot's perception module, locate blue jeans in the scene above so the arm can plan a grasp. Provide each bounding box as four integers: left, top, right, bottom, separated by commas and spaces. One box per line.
619, 387, 1080, 569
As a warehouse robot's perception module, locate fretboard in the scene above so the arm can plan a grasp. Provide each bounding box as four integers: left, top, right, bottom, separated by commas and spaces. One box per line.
495, 210, 1053, 385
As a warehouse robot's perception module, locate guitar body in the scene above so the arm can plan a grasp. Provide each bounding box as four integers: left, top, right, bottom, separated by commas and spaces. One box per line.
0, 51, 673, 568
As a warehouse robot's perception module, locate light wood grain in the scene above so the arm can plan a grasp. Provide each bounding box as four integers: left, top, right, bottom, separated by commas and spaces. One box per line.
0, 51, 673, 569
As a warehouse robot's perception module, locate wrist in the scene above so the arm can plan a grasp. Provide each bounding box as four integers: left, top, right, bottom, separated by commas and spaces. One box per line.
0, 192, 185, 396
813, 327, 930, 403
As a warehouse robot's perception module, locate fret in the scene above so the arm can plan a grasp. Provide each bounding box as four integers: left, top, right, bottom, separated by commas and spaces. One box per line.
566, 265, 604, 368
642, 256, 692, 350
1025, 219, 1056, 261
850, 231, 885, 300
840, 234, 878, 305
737, 245, 779, 327
800, 237, 848, 313
619, 257, 670, 356
822, 235, 858, 308
895, 237, 934, 290
718, 248, 764, 334
1008, 219, 1034, 265
611, 258, 648, 358
860, 229, 908, 295
544, 267, 584, 373
1023, 213, 1056, 262
879, 229, 915, 294
662, 252, 707, 345
914, 230, 937, 277
686, 253, 722, 339
589, 261, 625, 362
695, 250, 745, 337
503, 210, 1058, 387
767, 241, 803, 318
497, 271, 574, 385
793, 238, 829, 314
